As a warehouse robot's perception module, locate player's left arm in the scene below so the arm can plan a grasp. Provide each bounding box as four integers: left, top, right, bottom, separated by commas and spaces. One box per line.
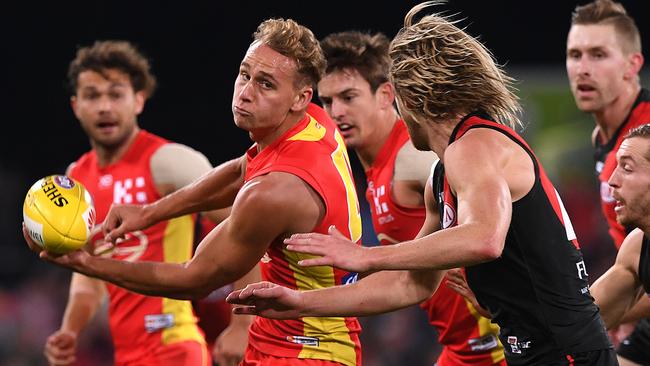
33, 172, 321, 300
591, 228, 646, 329
392, 141, 439, 207
150, 143, 231, 223
293, 129, 512, 271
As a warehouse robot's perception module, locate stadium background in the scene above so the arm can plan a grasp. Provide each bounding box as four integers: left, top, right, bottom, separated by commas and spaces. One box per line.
1, 1, 649, 364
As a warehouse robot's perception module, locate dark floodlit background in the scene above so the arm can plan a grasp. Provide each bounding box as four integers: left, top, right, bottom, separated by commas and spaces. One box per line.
1, 1, 649, 365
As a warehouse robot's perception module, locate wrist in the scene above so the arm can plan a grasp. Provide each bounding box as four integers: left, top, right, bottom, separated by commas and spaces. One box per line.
364, 246, 381, 272
141, 203, 159, 227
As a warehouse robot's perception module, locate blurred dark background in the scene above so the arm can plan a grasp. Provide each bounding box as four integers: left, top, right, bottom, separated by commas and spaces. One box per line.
1, 1, 649, 365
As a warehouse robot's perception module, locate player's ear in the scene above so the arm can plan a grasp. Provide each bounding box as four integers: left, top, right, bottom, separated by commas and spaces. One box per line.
624, 52, 644, 80
376, 81, 395, 110
291, 86, 313, 112
70, 95, 80, 119
134, 91, 146, 115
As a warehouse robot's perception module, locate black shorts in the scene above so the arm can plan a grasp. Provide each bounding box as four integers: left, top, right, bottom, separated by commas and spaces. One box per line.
617, 318, 650, 364
564, 349, 618, 366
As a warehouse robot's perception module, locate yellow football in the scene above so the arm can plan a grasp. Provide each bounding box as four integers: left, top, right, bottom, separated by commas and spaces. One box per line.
23, 175, 95, 254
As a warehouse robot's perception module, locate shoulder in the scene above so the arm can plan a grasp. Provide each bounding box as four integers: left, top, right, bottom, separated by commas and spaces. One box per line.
150, 143, 213, 192
236, 172, 317, 213
232, 172, 323, 231
617, 228, 645, 269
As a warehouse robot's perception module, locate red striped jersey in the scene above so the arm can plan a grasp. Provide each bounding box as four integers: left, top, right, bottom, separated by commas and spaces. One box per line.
70, 130, 206, 364
594, 89, 650, 248
244, 103, 363, 366
365, 120, 504, 365
432, 114, 611, 365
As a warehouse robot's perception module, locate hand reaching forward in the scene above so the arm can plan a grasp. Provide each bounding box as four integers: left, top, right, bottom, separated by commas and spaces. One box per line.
446, 268, 492, 319
283, 226, 371, 273
22, 223, 91, 274
102, 204, 152, 244
226, 282, 304, 319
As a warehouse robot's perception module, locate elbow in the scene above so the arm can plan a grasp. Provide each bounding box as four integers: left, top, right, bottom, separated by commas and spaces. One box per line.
474, 231, 505, 262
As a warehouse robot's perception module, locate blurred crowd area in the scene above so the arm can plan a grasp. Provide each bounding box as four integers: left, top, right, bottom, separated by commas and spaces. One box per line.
0, 68, 623, 365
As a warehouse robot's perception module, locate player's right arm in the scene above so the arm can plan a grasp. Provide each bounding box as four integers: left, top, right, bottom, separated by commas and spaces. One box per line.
45, 273, 106, 366
591, 228, 646, 329
227, 176, 445, 318
103, 155, 246, 242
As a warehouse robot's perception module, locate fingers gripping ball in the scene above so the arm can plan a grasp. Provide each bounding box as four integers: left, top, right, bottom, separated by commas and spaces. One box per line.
23, 175, 96, 254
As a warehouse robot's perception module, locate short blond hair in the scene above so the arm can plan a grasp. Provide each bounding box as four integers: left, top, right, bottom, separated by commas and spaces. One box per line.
253, 18, 326, 88
389, 1, 521, 128
571, 0, 641, 55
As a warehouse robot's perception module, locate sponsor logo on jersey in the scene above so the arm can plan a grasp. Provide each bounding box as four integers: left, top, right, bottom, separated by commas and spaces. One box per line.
342, 272, 358, 285
468, 334, 499, 352
576, 260, 588, 280
507, 336, 531, 354
144, 313, 175, 333
442, 203, 456, 229
286, 335, 319, 346
99, 174, 113, 188
260, 252, 272, 263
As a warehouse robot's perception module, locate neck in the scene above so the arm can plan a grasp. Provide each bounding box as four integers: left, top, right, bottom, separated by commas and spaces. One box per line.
427, 114, 465, 161
356, 109, 399, 169
93, 127, 140, 168
254, 110, 306, 151
593, 84, 641, 142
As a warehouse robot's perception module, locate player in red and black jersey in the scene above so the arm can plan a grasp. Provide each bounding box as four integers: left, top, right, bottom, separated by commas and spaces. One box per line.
591, 125, 650, 365
567, 1, 650, 363
228, 3, 616, 365
318, 30, 504, 366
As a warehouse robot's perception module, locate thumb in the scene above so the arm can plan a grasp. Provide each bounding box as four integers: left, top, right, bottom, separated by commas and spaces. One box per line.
328, 225, 347, 239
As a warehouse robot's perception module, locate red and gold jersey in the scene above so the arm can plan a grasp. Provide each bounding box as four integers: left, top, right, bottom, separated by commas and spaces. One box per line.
365, 121, 425, 245
595, 89, 650, 248
245, 103, 362, 366
365, 121, 504, 365
70, 130, 206, 364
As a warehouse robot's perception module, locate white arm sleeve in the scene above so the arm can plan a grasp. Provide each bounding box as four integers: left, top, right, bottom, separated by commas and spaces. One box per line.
394, 141, 439, 187
150, 143, 213, 190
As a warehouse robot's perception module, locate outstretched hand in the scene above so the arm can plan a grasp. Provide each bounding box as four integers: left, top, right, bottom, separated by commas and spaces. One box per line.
226, 282, 304, 319
445, 268, 492, 319
283, 226, 371, 273
102, 204, 150, 244
22, 223, 92, 273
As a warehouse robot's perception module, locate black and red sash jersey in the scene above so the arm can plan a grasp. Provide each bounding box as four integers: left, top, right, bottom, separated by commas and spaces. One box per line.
638, 234, 650, 293
432, 113, 611, 365
594, 88, 650, 248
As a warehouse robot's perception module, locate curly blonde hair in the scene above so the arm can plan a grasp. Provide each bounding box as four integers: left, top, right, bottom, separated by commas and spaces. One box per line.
389, 1, 521, 128
253, 18, 326, 89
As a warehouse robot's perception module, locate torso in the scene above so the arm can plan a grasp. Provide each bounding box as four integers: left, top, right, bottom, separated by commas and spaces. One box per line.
365, 120, 505, 365
243, 103, 362, 366
594, 89, 650, 248
433, 114, 611, 365
70, 130, 205, 363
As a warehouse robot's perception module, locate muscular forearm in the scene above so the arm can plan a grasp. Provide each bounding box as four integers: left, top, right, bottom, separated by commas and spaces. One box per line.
366, 222, 503, 271
301, 269, 441, 317
82, 256, 229, 300
145, 157, 243, 223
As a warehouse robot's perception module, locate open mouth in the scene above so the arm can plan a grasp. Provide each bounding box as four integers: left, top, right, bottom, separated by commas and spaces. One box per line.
337, 123, 353, 132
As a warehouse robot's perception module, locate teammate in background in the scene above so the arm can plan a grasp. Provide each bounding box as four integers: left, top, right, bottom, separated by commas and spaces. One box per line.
26, 19, 364, 366
41, 40, 232, 366
566, 0, 649, 363
317, 30, 505, 366
228, 3, 616, 365
591, 124, 650, 331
